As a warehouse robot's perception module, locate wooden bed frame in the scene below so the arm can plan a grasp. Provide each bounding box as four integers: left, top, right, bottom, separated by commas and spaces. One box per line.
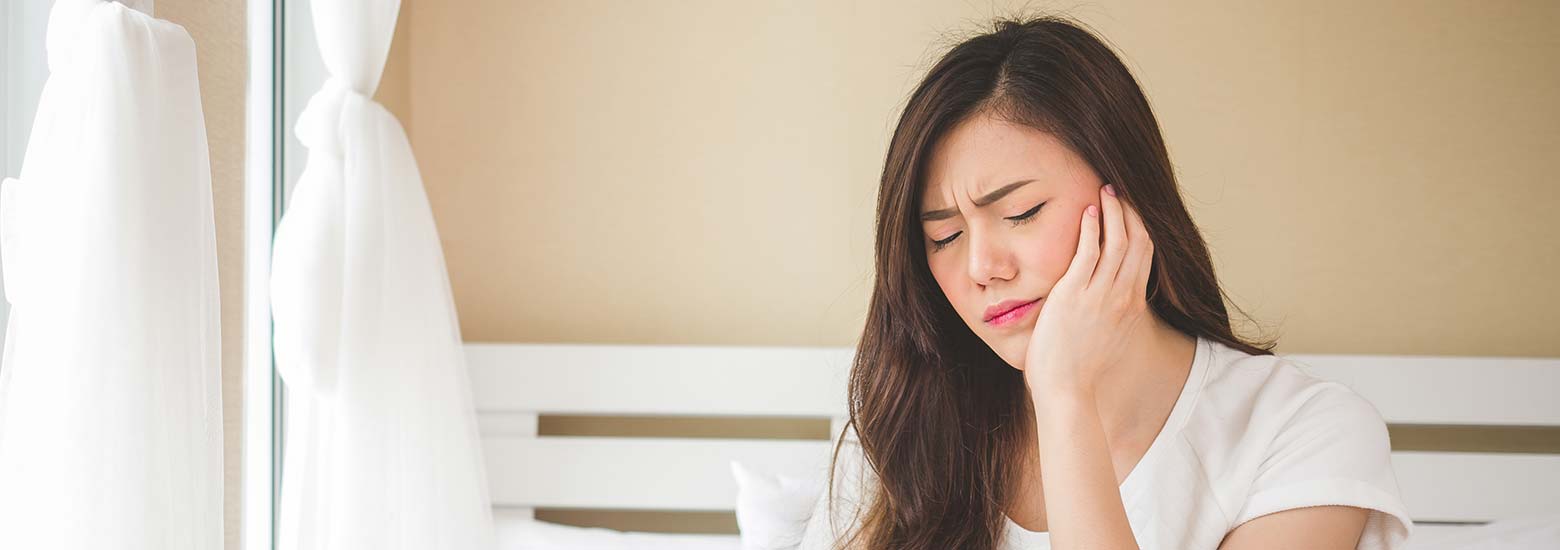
467, 342, 1560, 538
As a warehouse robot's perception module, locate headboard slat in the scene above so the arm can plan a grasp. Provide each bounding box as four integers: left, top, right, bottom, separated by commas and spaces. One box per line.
1291, 354, 1560, 426
1392, 451, 1560, 522
484, 436, 833, 510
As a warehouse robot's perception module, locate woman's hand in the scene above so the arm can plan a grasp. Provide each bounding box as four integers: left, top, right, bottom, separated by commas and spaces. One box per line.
1022, 183, 1156, 399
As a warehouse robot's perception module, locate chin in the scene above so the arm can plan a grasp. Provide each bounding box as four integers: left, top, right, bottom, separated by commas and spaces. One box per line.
971, 325, 1029, 369
991, 341, 1027, 371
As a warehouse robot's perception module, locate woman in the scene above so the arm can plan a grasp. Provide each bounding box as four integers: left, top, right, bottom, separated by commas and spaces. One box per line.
799, 15, 1412, 550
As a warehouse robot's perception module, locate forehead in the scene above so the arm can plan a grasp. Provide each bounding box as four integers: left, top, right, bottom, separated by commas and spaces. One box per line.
921, 113, 1083, 201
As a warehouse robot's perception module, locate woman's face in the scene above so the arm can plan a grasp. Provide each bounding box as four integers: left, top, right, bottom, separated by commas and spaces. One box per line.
919, 112, 1104, 370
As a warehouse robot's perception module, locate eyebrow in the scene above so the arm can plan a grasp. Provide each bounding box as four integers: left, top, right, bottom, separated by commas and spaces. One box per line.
919, 179, 1036, 222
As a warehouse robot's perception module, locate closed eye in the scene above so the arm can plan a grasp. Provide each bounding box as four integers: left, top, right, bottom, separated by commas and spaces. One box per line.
1005, 202, 1044, 223
931, 231, 961, 251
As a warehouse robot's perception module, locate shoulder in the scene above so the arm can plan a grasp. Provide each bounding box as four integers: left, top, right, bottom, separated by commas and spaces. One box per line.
1189, 339, 1390, 451
1183, 339, 1413, 548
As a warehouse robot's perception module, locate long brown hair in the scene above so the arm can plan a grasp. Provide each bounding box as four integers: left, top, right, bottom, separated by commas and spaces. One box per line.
824, 15, 1275, 550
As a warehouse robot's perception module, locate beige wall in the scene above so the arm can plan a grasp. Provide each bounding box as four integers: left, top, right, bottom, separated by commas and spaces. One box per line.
390, 0, 1559, 357
152, 2, 246, 549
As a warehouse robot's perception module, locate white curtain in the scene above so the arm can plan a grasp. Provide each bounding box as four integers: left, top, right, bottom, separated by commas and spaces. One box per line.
270, 0, 496, 548
0, 1, 223, 549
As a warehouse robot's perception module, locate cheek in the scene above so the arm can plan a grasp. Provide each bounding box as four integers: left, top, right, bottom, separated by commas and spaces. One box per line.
926, 252, 982, 325
1016, 227, 1077, 286
926, 254, 963, 302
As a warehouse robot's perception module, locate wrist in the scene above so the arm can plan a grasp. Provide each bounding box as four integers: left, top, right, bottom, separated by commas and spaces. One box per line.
1027, 362, 1098, 398
1029, 386, 1100, 443
1029, 378, 1098, 413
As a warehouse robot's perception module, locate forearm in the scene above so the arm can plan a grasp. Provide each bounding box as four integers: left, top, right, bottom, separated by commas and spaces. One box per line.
1033, 389, 1139, 550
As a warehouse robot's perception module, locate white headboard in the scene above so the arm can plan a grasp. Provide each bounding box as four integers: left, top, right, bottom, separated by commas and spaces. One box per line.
467, 342, 1560, 536
468, 344, 853, 516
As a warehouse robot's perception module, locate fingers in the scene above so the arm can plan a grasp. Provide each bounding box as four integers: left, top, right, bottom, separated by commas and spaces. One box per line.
1055, 201, 1101, 295
1093, 184, 1129, 288
1115, 197, 1155, 302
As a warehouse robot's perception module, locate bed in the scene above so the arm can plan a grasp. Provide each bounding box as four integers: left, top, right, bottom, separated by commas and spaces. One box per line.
466, 342, 1560, 549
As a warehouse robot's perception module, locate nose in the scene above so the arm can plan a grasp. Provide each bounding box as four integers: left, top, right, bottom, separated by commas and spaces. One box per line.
965, 226, 1016, 286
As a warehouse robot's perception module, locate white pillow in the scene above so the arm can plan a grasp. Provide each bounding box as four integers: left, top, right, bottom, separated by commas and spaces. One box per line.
730, 460, 826, 550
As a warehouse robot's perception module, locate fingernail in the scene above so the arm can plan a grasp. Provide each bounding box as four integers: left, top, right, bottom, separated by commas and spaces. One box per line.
1087, 204, 1098, 217
1104, 184, 1117, 197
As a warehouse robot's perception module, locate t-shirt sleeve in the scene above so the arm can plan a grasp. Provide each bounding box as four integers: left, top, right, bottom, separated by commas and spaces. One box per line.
1231, 382, 1414, 550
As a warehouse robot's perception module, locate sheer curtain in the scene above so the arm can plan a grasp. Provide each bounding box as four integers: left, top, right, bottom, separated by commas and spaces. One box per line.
270, 0, 496, 548
0, 1, 223, 548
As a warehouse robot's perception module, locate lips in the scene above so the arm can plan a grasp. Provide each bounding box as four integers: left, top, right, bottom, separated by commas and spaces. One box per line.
983, 298, 1041, 324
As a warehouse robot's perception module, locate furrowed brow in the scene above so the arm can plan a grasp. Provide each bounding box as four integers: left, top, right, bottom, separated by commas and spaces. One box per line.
919, 179, 1035, 222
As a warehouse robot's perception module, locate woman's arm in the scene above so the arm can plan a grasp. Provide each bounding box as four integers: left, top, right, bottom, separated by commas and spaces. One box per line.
1033, 387, 1139, 549
1217, 505, 1369, 549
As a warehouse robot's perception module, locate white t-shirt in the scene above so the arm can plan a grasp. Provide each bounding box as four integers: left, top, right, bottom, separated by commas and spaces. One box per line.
798, 334, 1413, 549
